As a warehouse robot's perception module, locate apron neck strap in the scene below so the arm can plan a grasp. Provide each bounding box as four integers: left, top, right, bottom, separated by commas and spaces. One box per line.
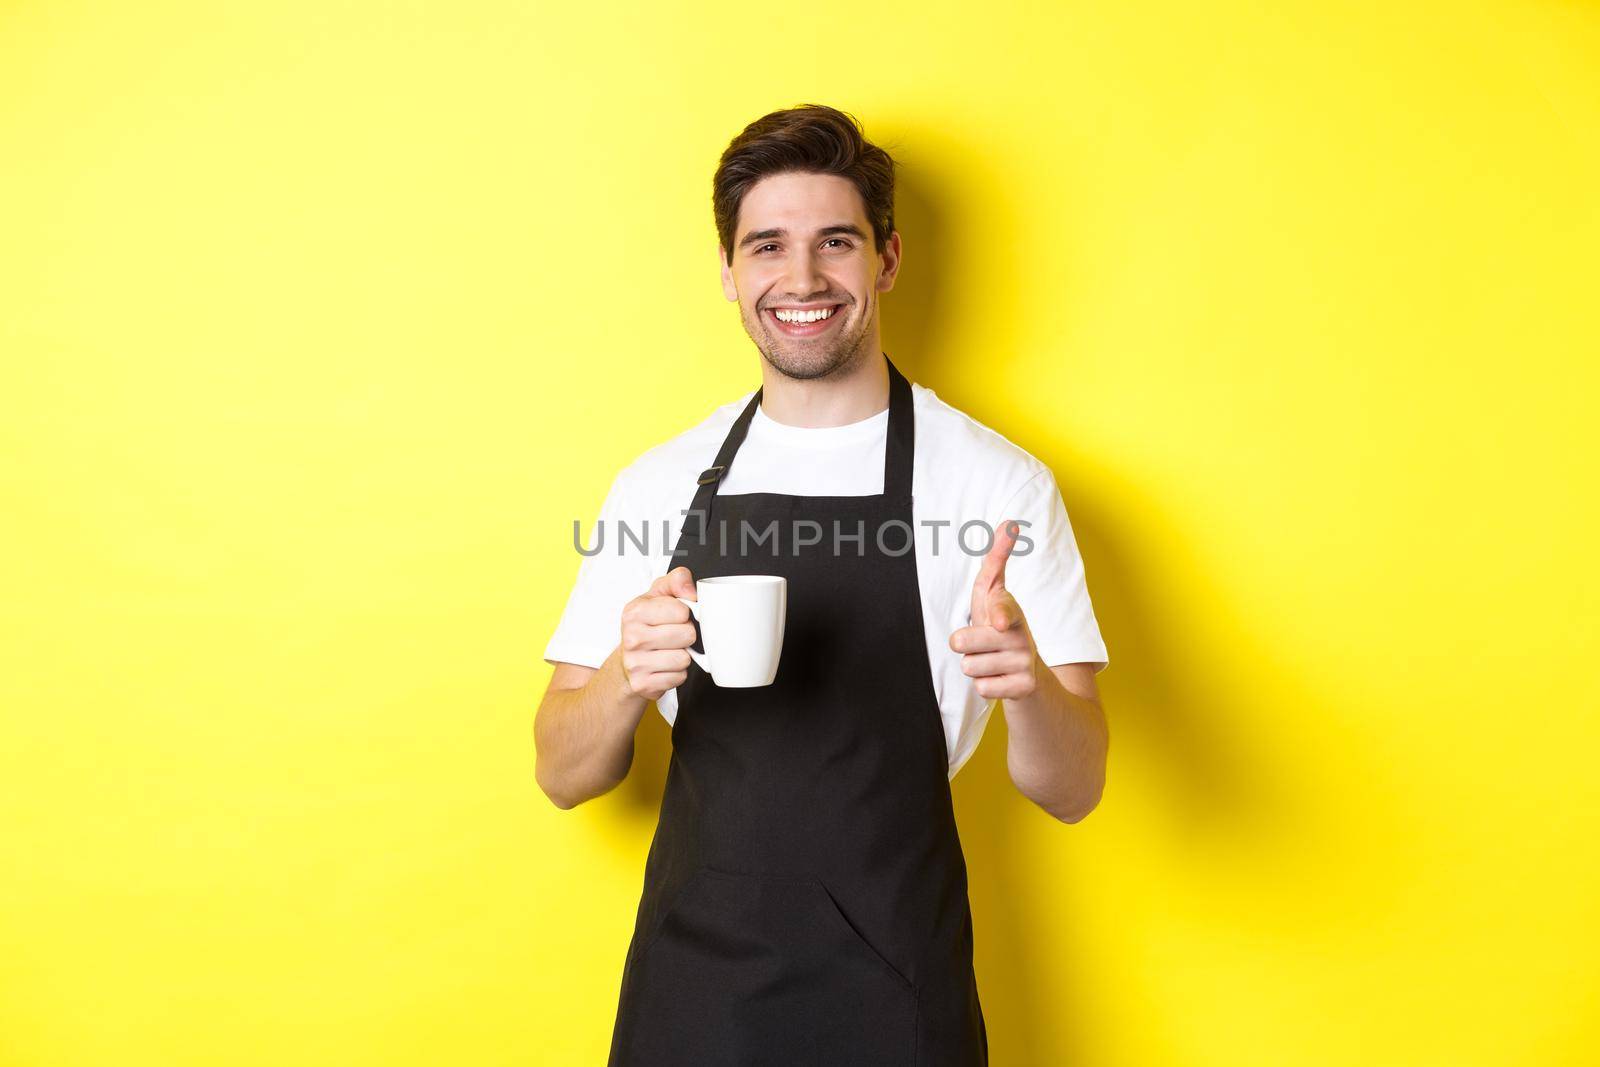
882, 354, 914, 498
691, 353, 914, 508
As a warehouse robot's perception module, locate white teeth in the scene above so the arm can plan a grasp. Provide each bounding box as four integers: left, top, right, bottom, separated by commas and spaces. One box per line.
773, 306, 836, 324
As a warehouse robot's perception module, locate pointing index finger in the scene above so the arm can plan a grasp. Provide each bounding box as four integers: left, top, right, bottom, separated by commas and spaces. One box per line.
981, 519, 1021, 591
968, 519, 1021, 628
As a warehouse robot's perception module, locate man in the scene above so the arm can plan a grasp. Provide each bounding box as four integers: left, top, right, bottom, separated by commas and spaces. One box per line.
536, 104, 1109, 1066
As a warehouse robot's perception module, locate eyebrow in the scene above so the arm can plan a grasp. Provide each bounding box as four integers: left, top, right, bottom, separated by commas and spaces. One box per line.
736, 223, 868, 250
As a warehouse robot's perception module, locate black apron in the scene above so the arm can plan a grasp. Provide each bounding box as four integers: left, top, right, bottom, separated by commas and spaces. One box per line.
607, 354, 987, 1066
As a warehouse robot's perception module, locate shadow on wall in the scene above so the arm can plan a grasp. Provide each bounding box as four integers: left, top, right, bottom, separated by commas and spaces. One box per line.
592, 154, 1400, 1062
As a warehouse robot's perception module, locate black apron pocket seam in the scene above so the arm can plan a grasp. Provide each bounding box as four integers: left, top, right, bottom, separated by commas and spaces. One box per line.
807, 878, 918, 994
696, 866, 918, 995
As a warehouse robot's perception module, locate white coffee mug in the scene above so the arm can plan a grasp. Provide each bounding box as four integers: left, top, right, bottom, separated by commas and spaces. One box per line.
676, 575, 787, 687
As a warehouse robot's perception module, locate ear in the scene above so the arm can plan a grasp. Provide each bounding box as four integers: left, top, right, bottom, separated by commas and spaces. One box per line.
719, 243, 738, 302
876, 230, 902, 294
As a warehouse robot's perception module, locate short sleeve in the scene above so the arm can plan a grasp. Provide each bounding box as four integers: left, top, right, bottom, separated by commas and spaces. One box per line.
542, 467, 656, 669
997, 469, 1109, 673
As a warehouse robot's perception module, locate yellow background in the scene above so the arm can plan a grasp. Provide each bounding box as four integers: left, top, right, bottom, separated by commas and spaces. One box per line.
3, 2, 1597, 1064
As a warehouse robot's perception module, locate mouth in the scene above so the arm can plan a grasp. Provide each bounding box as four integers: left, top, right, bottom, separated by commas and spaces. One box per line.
765, 303, 844, 338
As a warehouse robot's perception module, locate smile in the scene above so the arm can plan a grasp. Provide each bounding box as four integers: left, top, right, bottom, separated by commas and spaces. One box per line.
766, 304, 843, 335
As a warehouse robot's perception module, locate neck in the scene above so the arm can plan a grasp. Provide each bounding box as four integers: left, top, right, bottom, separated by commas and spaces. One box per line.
758, 349, 890, 428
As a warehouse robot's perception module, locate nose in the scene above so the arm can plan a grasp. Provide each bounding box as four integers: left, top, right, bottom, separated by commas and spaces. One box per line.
782, 246, 826, 300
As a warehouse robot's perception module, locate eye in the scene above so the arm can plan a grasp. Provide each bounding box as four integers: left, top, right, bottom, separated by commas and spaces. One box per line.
823, 238, 851, 250
755, 243, 778, 254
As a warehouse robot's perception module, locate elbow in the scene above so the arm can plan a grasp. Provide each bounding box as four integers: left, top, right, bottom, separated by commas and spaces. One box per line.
1052, 794, 1100, 824
534, 754, 586, 811
1011, 771, 1106, 824
1054, 717, 1109, 823
1049, 772, 1106, 824
541, 784, 582, 810
533, 734, 629, 811
533, 705, 586, 810
536, 772, 576, 810
535, 753, 621, 810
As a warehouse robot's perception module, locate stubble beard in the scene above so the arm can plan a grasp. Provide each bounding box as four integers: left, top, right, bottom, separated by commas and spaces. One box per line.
744, 291, 877, 383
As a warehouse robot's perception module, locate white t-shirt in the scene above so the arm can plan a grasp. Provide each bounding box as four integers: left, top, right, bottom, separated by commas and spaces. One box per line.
543, 381, 1109, 778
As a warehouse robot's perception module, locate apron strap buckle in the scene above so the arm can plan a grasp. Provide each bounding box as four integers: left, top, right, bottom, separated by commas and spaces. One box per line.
697, 465, 726, 486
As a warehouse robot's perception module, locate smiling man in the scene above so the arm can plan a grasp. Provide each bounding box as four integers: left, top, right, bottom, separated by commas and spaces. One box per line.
535, 104, 1110, 1066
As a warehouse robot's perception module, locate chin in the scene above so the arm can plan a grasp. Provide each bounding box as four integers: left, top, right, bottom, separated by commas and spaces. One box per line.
762, 347, 852, 381
757, 331, 872, 382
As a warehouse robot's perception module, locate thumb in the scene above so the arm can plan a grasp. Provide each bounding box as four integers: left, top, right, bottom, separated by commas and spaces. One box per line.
655, 565, 697, 600
969, 520, 1021, 626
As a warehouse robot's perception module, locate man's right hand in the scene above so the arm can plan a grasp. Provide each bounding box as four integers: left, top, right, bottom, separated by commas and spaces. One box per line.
619, 566, 700, 702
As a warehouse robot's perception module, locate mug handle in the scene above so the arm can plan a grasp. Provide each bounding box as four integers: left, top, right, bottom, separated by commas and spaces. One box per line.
674, 597, 713, 678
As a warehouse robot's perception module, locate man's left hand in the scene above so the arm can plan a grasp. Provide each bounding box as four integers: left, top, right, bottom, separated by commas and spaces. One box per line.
949, 519, 1041, 701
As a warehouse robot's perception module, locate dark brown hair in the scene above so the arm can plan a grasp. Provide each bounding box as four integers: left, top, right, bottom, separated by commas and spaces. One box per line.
712, 104, 897, 266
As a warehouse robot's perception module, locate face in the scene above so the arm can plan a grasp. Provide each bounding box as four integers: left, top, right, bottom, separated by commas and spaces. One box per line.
720, 171, 900, 381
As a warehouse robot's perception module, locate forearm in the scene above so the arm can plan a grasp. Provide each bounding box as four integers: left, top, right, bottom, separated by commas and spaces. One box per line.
1002, 661, 1108, 822
534, 646, 651, 808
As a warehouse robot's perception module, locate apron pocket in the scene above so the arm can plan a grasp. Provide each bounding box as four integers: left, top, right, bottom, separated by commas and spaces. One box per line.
622, 866, 918, 1066
804, 877, 917, 993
